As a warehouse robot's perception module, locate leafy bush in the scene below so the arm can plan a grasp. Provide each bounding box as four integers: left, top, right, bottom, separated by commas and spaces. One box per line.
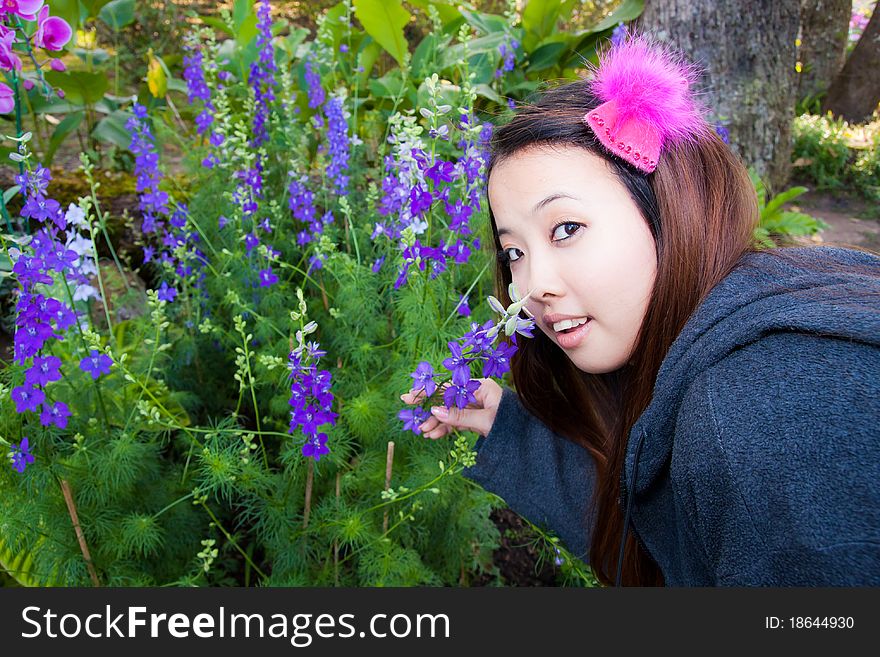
792, 112, 880, 200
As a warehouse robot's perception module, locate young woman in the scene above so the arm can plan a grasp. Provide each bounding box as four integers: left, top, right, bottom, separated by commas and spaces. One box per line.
403, 38, 880, 586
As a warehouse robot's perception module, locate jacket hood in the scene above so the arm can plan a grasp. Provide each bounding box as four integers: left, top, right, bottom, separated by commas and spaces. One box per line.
625, 245, 880, 503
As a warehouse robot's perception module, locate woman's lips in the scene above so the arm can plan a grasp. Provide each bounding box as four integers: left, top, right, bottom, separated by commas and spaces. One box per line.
553, 317, 592, 349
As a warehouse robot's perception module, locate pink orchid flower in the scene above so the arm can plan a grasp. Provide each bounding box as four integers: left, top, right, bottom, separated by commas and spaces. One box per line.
0, 1, 45, 20
0, 28, 21, 72
34, 5, 72, 51
0, 81, 15, 114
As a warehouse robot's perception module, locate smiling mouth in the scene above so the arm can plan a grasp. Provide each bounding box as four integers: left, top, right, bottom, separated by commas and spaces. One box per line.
552, 317, 590, 333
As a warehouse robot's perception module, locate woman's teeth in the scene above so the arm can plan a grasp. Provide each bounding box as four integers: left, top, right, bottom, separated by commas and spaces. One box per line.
552, 317, 589, 332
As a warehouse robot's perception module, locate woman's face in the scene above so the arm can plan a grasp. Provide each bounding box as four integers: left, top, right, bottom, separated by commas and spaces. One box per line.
488, 145, 657, 374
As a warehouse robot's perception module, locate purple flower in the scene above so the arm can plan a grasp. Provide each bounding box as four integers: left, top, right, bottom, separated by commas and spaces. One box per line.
398, 407, 430, 434
425, 159, 455, 186
11, 385, 46, 413
442, 341, 471, 379
410, 361, 437, 397
610, 22, 628, 47
79, 349, 113, 380
304, 59, 325, 109
324, 96, 351, 194
482, 341, 516, 379
25, 355, 62, 387
456, 295, 471, 317
21, 194, 61, 224
301, 433, 329, 460
10, 437, 35, 474
40, 401, 71, 429
258, 267, 278, 287
371, 256, 385, 273
157, 281, 178, 303
443, 367, 480, 409
244, 232, 260, 253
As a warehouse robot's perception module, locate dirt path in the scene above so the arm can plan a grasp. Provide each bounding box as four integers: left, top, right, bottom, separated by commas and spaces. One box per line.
790, 188, 880, 252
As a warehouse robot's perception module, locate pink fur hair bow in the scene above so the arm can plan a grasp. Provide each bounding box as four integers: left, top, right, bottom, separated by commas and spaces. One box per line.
583, 36, 707, 173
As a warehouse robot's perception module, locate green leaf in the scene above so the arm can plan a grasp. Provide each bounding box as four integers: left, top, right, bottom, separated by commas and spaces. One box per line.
99, 0, 137, 31
45, 111, 84, 167
3, 184, 21, 205
233, 0, 255, 31
458, 9, 507, 35
439, 31, 507, 71
147, 54, 167, 98
590, 0, 645, 33
406, 0, 461, 26
368, 69, 407, 100
521, 0, 576, 50
44, 71, 109, 105
763, 186, 808, 218
473, 83, 503, 104
526, 40, 568, 72
357, 39, 383, 87
353, 0, 411, 67
92, 110, 134, 149
236, 13, 259, 47
82, 0, 114, 18
199, 16, 234, 36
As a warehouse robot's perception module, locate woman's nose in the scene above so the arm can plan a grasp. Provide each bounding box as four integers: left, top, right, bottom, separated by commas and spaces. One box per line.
526, 250, 565, 301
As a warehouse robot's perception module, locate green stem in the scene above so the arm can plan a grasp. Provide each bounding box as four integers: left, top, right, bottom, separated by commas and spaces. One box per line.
152, 492, 194, 520
200, 502, 267, 580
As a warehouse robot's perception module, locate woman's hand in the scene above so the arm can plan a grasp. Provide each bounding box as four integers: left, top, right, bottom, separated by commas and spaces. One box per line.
400, 378, 503, 439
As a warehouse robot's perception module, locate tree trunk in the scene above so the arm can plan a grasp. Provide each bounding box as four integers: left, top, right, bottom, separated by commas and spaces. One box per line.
823, 6, 880, 123
797, 0, 851, 104
638, 0, 801, 192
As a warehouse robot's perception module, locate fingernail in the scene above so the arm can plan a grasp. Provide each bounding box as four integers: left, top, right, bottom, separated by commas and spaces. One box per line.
431, 406, 448, 419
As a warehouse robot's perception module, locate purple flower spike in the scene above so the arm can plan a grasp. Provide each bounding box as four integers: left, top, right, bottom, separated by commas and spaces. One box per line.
410, 361, 437, 397
10, 437, 35, 474
79, 349, 113, 380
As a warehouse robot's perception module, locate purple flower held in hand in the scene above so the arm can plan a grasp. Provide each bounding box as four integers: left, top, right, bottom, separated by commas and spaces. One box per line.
482, 341, 517, 379
80, 350, 113, 380
398, 407, 430, 434
10, 437, 35, 474
442, 341, 471, 380
443, 367, 480, 410
157, 281, 178, 303
40, 401, 71, 429
410, 361, 437, 397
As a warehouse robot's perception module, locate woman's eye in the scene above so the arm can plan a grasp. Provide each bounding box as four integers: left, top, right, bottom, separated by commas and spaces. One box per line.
504, 247, 523, 263
551, 222, 582, 241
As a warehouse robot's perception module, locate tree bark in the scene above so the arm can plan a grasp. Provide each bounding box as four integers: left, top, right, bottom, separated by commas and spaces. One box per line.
797, 0, 851, 103
638, 0, 801, 192
823, 6, 880, 123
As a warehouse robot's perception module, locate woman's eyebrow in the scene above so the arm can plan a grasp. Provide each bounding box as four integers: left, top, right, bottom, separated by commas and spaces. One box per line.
532, 192, 579, 215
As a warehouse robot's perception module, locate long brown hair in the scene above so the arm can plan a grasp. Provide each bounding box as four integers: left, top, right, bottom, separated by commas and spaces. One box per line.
486, 80, 759, 585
